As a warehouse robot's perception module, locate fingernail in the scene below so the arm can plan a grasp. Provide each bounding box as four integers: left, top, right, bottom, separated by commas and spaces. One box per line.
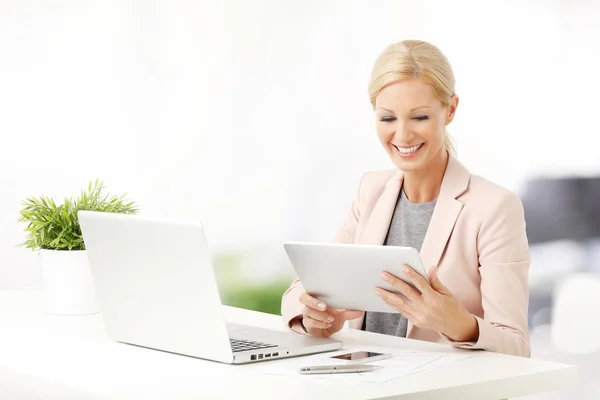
374, 288, 382, 295
327, 316, 334, 322
381, 273, 389, 281
326, 323, 332, 328
403, 266, 410, 274
317, 303, 326, 311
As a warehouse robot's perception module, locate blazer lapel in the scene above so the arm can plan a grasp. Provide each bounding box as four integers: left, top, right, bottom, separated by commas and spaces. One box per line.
359, 171, 403, 245
418, 191, 464, 275
406, 154, 470, 337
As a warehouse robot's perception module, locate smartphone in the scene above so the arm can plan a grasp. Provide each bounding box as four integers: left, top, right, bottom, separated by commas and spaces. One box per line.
329, 351, 391, 364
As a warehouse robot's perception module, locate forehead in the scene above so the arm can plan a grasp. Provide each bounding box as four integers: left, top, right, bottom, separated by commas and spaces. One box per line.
375, 79, 439, 110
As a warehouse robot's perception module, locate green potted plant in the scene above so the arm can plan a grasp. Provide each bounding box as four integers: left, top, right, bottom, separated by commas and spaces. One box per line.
18, 179, 138, 315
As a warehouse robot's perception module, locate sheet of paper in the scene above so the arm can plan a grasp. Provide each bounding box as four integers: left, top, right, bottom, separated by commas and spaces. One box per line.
404, 353, 471, 375
258, 346, 470, 384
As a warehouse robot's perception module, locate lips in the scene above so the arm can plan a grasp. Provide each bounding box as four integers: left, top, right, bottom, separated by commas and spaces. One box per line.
394, 143, 423, 155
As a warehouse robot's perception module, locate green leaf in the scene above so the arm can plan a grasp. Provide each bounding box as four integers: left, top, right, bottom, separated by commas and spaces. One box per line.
16, 179, 139, 251
62, 207, 70, 225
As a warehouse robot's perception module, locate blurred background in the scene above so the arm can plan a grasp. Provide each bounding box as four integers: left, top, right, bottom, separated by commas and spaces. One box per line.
1, 0, 599, 398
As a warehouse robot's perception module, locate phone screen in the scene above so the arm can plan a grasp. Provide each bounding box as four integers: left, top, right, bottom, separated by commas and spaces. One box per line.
330, 351, 384, 361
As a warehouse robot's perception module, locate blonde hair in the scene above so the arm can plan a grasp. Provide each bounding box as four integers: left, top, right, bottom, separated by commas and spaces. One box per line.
368, 40, 457, 155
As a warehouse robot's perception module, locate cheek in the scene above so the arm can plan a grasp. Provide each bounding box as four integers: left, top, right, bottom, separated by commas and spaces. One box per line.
416, 121, 444, 143
376, 123, 395, 143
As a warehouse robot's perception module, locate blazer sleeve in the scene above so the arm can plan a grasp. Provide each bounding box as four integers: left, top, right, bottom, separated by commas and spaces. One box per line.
443, 191, 531, 357
280, 173, 367, 333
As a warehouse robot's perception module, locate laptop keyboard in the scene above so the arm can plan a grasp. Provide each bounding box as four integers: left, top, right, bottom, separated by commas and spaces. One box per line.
229, 338, 277, 353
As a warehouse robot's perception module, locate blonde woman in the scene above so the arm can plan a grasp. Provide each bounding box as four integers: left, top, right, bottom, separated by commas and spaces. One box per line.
281, 40, 531, 357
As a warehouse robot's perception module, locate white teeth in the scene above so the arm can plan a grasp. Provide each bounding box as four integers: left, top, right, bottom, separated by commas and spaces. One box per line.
395, 144, 422, 154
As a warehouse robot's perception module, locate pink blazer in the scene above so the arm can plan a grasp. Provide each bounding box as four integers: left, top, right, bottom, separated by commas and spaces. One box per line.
281, 154, 531, 357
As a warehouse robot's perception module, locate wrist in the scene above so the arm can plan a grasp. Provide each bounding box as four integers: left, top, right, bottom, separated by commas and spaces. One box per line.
449, 313, 479, 342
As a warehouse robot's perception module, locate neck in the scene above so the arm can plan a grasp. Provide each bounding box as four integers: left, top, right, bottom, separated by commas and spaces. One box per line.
402, 149, 449, 203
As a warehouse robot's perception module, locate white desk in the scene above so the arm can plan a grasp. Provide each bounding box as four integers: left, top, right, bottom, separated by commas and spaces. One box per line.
0, 289, 576, 399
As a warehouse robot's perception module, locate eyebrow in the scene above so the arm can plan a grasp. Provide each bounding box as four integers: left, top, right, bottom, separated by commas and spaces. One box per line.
376, 106, 431, 113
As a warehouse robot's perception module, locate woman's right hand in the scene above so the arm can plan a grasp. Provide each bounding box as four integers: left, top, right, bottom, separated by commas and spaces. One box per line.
299, 292, 363, 338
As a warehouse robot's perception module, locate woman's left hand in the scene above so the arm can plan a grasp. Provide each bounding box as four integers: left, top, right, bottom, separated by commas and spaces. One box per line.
375, 266, 479, 342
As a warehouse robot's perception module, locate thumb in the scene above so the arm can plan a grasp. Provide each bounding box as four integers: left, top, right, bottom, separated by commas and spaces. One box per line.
428, 266, 449, 293
337, 309, 364, 321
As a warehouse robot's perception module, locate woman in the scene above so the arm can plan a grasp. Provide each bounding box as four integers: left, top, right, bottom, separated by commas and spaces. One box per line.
281, 40, 531, 357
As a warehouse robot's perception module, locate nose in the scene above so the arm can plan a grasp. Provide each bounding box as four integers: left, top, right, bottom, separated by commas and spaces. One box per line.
393, 120, 411, 142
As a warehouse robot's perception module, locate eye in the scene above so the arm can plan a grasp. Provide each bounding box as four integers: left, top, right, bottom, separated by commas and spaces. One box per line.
379, 116, 397, 122
412, 115, 429, 121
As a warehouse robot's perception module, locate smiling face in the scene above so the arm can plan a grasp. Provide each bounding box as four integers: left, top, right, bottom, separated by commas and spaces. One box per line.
375, 79, 458, 172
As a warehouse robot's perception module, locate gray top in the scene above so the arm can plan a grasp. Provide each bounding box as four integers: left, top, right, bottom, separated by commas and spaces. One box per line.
363, 189, 436, 337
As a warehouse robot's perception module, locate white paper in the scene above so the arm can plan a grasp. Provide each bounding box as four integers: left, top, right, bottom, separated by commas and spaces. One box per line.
404, 354, 471, 375
258, 346, 470, 384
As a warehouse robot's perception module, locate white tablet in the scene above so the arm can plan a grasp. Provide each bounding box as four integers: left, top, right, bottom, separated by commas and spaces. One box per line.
283, 241, 429, 313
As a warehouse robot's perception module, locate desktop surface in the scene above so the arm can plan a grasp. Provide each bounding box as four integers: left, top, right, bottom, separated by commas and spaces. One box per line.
0, 289, 576, 400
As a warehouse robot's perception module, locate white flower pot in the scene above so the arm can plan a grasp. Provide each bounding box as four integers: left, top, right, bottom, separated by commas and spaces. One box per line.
39, 249, 100, 315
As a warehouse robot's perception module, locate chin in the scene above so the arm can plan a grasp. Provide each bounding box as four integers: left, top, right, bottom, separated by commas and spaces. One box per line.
392, 159, 427, 172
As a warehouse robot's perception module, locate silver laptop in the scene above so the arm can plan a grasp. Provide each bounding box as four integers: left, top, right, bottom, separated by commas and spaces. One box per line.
77, 211, 341, 364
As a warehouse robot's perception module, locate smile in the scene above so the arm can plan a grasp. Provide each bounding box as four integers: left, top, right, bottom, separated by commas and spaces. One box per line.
394, 143, 424, 155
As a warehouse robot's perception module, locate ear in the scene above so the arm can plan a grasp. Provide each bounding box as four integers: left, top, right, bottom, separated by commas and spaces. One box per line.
445, 95, 459, 125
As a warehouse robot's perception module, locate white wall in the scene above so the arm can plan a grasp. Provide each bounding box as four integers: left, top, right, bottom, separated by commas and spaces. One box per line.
2, 0, 599, 288
0, 0, 234, 286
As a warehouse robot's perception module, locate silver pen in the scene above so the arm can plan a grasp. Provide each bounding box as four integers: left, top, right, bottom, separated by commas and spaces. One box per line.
298, 364, 381, 374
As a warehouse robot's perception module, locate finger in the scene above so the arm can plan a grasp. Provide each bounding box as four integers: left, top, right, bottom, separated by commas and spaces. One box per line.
427, 266, 449, 294
400, 265, 435, 296
387, 301, 417, 323
303, 306, 335, 324
378, 288, 428, 329
303, 315, 332, 330
381, 272, 421, 301
378, 291, 419, 323
375, 288, 416, 315
299, 292, 327, 311
338, 309, 364, 321
400, 309, 420, 327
